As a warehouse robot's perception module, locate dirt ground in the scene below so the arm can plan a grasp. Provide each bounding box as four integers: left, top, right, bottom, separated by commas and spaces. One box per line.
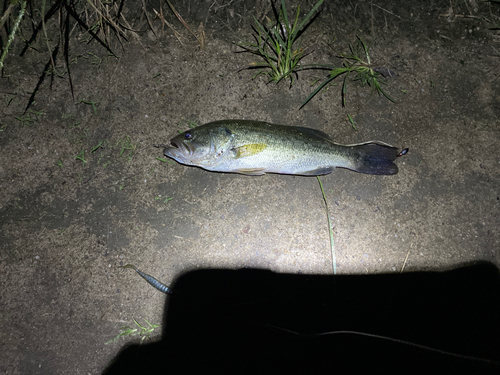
0, 0, 499, 373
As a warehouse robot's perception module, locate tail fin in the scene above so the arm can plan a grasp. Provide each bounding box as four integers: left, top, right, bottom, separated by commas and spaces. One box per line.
353, 143, 400, 175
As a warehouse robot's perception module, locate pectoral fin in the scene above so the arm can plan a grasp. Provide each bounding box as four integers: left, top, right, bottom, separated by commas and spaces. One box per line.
235, 168, 267, 176
231, 144, 267, 158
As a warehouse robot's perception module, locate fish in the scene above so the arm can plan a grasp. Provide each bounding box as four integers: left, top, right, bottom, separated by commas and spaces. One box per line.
163, 120, 406, 176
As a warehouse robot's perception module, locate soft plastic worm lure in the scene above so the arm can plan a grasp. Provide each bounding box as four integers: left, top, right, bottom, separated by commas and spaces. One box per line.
397, 148, 409, 157
119, 264, 173, 294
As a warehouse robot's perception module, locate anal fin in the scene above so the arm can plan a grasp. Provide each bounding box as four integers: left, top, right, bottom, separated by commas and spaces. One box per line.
299, 167, 335, 176
235, 168, 267, 176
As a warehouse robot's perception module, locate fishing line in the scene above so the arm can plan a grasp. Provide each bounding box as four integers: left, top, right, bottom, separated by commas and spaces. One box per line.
243, 319, 500, 368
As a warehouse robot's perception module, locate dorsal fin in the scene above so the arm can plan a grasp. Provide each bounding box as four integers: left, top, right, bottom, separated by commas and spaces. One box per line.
296, 127, 332, 141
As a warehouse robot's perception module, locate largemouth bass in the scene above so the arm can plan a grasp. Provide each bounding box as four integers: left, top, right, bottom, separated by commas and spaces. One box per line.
163, 120, 405, 176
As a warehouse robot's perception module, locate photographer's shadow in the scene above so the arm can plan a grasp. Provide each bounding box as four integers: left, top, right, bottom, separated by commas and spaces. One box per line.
104, 262, 500, 374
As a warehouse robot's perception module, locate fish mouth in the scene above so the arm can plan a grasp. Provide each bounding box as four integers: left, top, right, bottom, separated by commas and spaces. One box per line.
169, 139, 193, 156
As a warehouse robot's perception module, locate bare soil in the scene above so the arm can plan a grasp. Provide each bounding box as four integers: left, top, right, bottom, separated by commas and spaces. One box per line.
0, 0, 499, 374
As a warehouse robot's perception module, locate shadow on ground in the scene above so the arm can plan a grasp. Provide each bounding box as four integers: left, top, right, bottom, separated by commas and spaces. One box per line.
103, 262, 500, 374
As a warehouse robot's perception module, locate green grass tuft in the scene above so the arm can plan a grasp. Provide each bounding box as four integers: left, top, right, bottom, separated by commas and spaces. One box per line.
302, 36, 395, 108
238, 0, 324, 86
105, 318, 160, 345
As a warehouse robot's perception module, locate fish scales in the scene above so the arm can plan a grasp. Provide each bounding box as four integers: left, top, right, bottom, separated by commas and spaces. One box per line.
220, 122, 357, 173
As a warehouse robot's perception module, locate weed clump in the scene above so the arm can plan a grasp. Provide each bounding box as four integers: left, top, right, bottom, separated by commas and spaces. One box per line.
238, 0, 324, 85
302, 36, 395, 108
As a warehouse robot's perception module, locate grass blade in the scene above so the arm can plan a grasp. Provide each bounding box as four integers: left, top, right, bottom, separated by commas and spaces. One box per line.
317, 176, 336, 275
342, 73, 349, 107
300, 75, 335, 108
374, 80, 396, 102
42, 0, 58, 75
65, 5, 117, 57
20, 0, 63, 57
0, 3, 15, 30
293, 0, 324, 40
165, 0, 204, 47
0, 1, 26, 70
63, 6, 74, 100
280, 0, 290, 36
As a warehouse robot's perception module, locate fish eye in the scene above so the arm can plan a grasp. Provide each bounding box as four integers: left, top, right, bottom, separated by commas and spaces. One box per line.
184, 132, 192, 140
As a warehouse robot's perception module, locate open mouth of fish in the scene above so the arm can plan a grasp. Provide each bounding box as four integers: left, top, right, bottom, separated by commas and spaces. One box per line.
169, 140, 193, 156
